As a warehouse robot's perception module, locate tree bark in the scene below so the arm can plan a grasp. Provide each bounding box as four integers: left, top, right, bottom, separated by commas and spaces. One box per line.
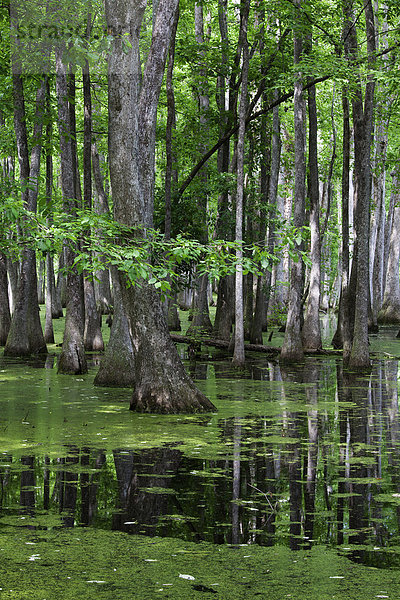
281, 1, 306, 363
348, 0, 375, 369
302, 44, 322, 351
232, 0, 250, 367
106, 0, 215, 412
213, 274, 234, 340
212, 0, 236, 341
94, 268, 135, 387
251, 90, 281, 344
83, 53, 104, 352
370, 5, 390, 329
0, 252, 11, 345
332, 89, 352, 359
55, 55, 87, 374
378, 170, 400, 323
186, 3, 213, 336
164, 5, 180, 333
4, 75, 47, 357
92, 142, 113, 313
44, 80, 59, 344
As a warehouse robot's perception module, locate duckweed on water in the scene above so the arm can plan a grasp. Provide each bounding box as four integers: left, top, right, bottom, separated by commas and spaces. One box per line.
0, 527, 399, 600
2, 328, 400, 598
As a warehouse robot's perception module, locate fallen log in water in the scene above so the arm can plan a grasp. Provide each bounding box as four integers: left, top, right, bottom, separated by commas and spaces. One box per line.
170, 334, 342, 358
170, 334, 279, 355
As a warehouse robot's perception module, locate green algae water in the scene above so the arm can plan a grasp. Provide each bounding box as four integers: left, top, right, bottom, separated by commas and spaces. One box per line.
1, 331, 400, 598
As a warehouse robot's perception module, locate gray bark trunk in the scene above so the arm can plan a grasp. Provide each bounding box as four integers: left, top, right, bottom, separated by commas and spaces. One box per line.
167, 291, 181, 331
348, 0, 375, 369
251, 92, 281, 343
268, 168, 290, 322
232, 0, 250, 367
378, 171, 400, 323
83, 57, 104, 352
106, 0, 215, 412
92, 144, 113, 313
6, 256, 19, 315
186, 272, 213, 336
44, 88, 62, 342
302, 65, 322, 351
164, 6, 179, 242
332, 89, 351, 356
44, 253, 54, 344
37, 260, 45, 304
281, 1, 306, 363
0, 252, 11, 345
212, 0, 235, 341
55, 55, 87, 374
4, 75, 47, 357
94, 268, 135, 387
244, 271, 254, 341
186, 3, 213, 336
213, 274, 234, 340
56, 249, 67, 309
370, 5, 390, 328
84, 279, 104, 351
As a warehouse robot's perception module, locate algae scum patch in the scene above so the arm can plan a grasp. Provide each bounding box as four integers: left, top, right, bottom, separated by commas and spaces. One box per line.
1, 354, 400, 598
0, 528, 399, 600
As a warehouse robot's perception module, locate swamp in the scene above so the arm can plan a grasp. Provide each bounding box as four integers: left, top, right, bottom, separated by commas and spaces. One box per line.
2, 0, 400, 597
1, 318, 400, 599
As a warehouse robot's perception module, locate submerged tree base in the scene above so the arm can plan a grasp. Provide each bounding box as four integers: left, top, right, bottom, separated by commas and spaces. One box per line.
57, 340, 88, 375
130, 380, 215, 414
378, 305, 400, 325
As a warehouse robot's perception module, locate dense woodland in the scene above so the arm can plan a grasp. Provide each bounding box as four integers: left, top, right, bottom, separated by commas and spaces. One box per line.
1, 0, 400, 412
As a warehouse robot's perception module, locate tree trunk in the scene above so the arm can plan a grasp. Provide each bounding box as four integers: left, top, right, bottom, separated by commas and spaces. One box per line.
186, 3, 213, 336
84, 279, 104, 351
4, 75, 47, 357
302, 64, 322, 351
106, 0, 215, 413
44, 253, 55, 344
37, 260, 45, 305
186, 272, 213, 336
212, 0, 235, 341
55, 55, 87, 374
6, 256, 19, 315
164, 6, 178, 244
56, 248, 67, 309
0, 252, 11, 345
232, 0, 250, 367
348, 0, 375, 370
332, 89, 352, 359
251, 91, 281, 344
167, 290, 181, 331
83, 53, 104, 352
44, 82, 59, 344
244, 271, 254, 341
370, 6, 390, 329
94, 268, 135, 387
92, 142, 113, 313
268, 167, 290, 322
281, 1, 306, 363
378, 171, 400, 323
370, 175, 385, 330
213, 274, 234, 340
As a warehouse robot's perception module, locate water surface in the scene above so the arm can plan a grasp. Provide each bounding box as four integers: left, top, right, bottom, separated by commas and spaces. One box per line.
1, 332, 400, 598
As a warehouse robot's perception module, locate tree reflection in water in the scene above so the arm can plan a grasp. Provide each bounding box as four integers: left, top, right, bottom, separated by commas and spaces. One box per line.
1, 358, 400, 567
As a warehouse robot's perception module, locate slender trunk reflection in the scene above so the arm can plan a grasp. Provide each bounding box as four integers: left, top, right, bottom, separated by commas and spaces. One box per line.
20, 456, 35, 517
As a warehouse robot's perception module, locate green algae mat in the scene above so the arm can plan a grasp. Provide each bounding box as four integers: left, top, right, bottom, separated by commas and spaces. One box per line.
2, 336, 400, 599
0, 527, 399, 600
